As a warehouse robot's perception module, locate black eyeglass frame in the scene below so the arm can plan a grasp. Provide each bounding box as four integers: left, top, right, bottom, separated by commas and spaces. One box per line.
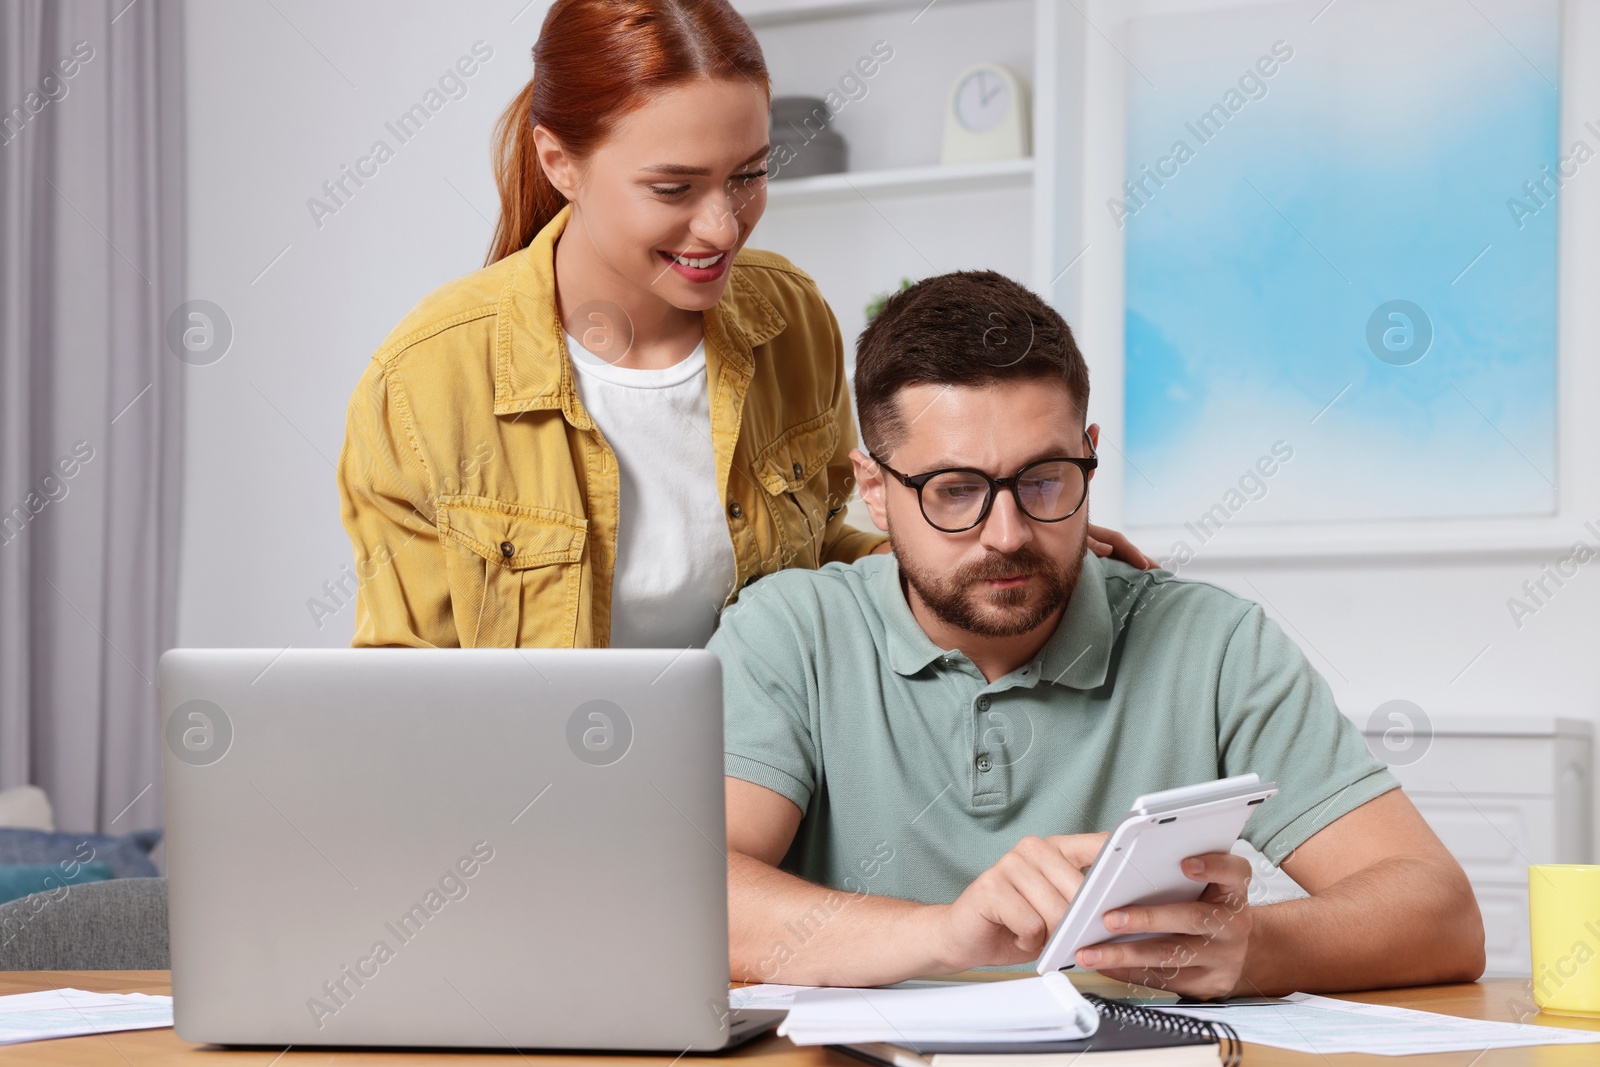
869, 433, 1099, 533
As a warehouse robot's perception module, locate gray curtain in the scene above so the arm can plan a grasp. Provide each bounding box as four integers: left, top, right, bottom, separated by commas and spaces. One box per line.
0, 0, 184, 836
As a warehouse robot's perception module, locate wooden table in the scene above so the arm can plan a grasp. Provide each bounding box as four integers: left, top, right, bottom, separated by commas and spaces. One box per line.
2, 970, 1599, 1065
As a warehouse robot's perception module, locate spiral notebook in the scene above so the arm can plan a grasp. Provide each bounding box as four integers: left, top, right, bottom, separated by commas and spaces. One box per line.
831, 994, 1240, 1067
775, 975, 1239, 1065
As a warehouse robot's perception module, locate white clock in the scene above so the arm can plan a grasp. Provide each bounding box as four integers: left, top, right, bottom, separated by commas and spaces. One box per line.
941, 63, 1030, 165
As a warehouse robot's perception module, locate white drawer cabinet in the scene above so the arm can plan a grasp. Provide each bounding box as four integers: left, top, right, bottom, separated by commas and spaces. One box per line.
1360, 716, 1593, 976
1408, 795, 1555, 882
1476, 884, 1535, 977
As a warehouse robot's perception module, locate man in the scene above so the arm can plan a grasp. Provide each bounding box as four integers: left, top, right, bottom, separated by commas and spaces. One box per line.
708, 270, 1483, 998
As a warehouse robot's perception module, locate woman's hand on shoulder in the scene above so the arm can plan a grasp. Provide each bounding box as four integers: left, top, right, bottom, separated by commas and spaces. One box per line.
867, 530, 1150, 567
1088, 524, 1158, 570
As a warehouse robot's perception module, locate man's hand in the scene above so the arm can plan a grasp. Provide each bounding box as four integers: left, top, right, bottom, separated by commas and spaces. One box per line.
1076, 851, 1254, 1000
918, 833, 1107, 973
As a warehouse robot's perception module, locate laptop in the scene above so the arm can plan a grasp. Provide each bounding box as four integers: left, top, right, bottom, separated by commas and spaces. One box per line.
159, 647, 784, 1051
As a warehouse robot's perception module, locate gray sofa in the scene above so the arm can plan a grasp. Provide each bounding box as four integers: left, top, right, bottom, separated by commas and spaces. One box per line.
0, 876, 168, 970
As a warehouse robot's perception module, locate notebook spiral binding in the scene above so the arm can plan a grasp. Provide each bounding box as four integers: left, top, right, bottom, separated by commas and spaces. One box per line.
1083, 994, 1242, 1067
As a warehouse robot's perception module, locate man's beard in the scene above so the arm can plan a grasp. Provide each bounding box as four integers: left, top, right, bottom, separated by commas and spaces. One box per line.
893, 528, 1087, 639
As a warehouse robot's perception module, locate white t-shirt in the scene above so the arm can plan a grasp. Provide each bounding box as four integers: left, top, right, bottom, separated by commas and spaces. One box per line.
565, 331, 738, 648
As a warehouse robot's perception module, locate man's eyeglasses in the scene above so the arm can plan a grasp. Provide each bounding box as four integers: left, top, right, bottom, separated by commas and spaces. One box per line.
869, 434, 1098, 533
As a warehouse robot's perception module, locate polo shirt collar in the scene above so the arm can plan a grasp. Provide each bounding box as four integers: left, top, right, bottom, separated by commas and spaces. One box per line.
876, 550, 1115, 689
492, 203, 787, 422
1037, 551, 1115, 689
875, 557, 949, 676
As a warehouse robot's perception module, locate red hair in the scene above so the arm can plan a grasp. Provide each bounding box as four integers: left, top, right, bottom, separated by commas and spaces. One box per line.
486, 0, 770, 265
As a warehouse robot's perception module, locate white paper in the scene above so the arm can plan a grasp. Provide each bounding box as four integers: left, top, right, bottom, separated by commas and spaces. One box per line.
1154, 992, 1600, 1055
0, 988, 174, 1045
776, 972, 1100, 1045
729, 983, 817, 1011
730, 979, 968, 1011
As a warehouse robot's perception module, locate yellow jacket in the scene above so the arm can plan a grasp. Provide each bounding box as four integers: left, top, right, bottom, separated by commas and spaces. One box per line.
336, 204, 885, 648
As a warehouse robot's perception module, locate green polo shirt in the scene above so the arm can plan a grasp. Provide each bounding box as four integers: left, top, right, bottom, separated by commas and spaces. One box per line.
709, 551, 1398, 905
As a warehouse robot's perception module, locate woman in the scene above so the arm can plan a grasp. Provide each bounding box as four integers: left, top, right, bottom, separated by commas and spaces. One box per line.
336, 0, 1151, 650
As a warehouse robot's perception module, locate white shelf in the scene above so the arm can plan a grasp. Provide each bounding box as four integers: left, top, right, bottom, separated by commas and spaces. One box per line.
1126, 513, 1591, 564
1359, 715, 1592, 738
738, 0, 990, 28
763, 157, 1033, 207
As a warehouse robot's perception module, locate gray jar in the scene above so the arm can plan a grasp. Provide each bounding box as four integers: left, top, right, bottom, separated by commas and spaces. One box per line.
769, 95, 848, 180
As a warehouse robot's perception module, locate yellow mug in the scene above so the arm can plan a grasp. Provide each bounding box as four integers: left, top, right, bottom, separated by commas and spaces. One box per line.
1530, 864, 1600, 1018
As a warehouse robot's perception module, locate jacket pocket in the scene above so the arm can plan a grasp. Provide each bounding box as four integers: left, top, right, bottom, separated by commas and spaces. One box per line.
437, 495, 587, 647
753, 413, 839, 572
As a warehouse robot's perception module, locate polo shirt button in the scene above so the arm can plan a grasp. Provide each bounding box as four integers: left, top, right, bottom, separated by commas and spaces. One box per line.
976, 755, 992, 773
976, 696, 991, 712
728, 501, 743, 519
499, 541, 514, 558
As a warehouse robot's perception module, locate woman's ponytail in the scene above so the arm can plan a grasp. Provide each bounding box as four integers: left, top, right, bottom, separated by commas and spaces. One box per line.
484, 0, 769, 267
486, 76, 565, 266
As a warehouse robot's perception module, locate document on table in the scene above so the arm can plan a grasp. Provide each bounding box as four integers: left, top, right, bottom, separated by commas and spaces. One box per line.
1154, 992, 1600, 1055
0, 988, 174, 1045
776, 972, 1101, 1045
729, 979, 959, 1011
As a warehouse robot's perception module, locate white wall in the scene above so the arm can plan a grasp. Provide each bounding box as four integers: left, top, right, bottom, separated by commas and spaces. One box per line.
180, 0, 1600, 757
180, 0, 538, 648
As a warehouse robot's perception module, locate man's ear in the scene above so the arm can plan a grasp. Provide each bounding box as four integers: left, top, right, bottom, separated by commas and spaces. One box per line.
850, 448, 890, 533
531, 124, 581, 201
1085, 422, 1100, 482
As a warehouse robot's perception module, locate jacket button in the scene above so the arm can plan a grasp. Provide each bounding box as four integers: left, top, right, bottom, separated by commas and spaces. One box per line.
728, 502, 743, 519
500, 541, 514, 558
792, 462, 804, 479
